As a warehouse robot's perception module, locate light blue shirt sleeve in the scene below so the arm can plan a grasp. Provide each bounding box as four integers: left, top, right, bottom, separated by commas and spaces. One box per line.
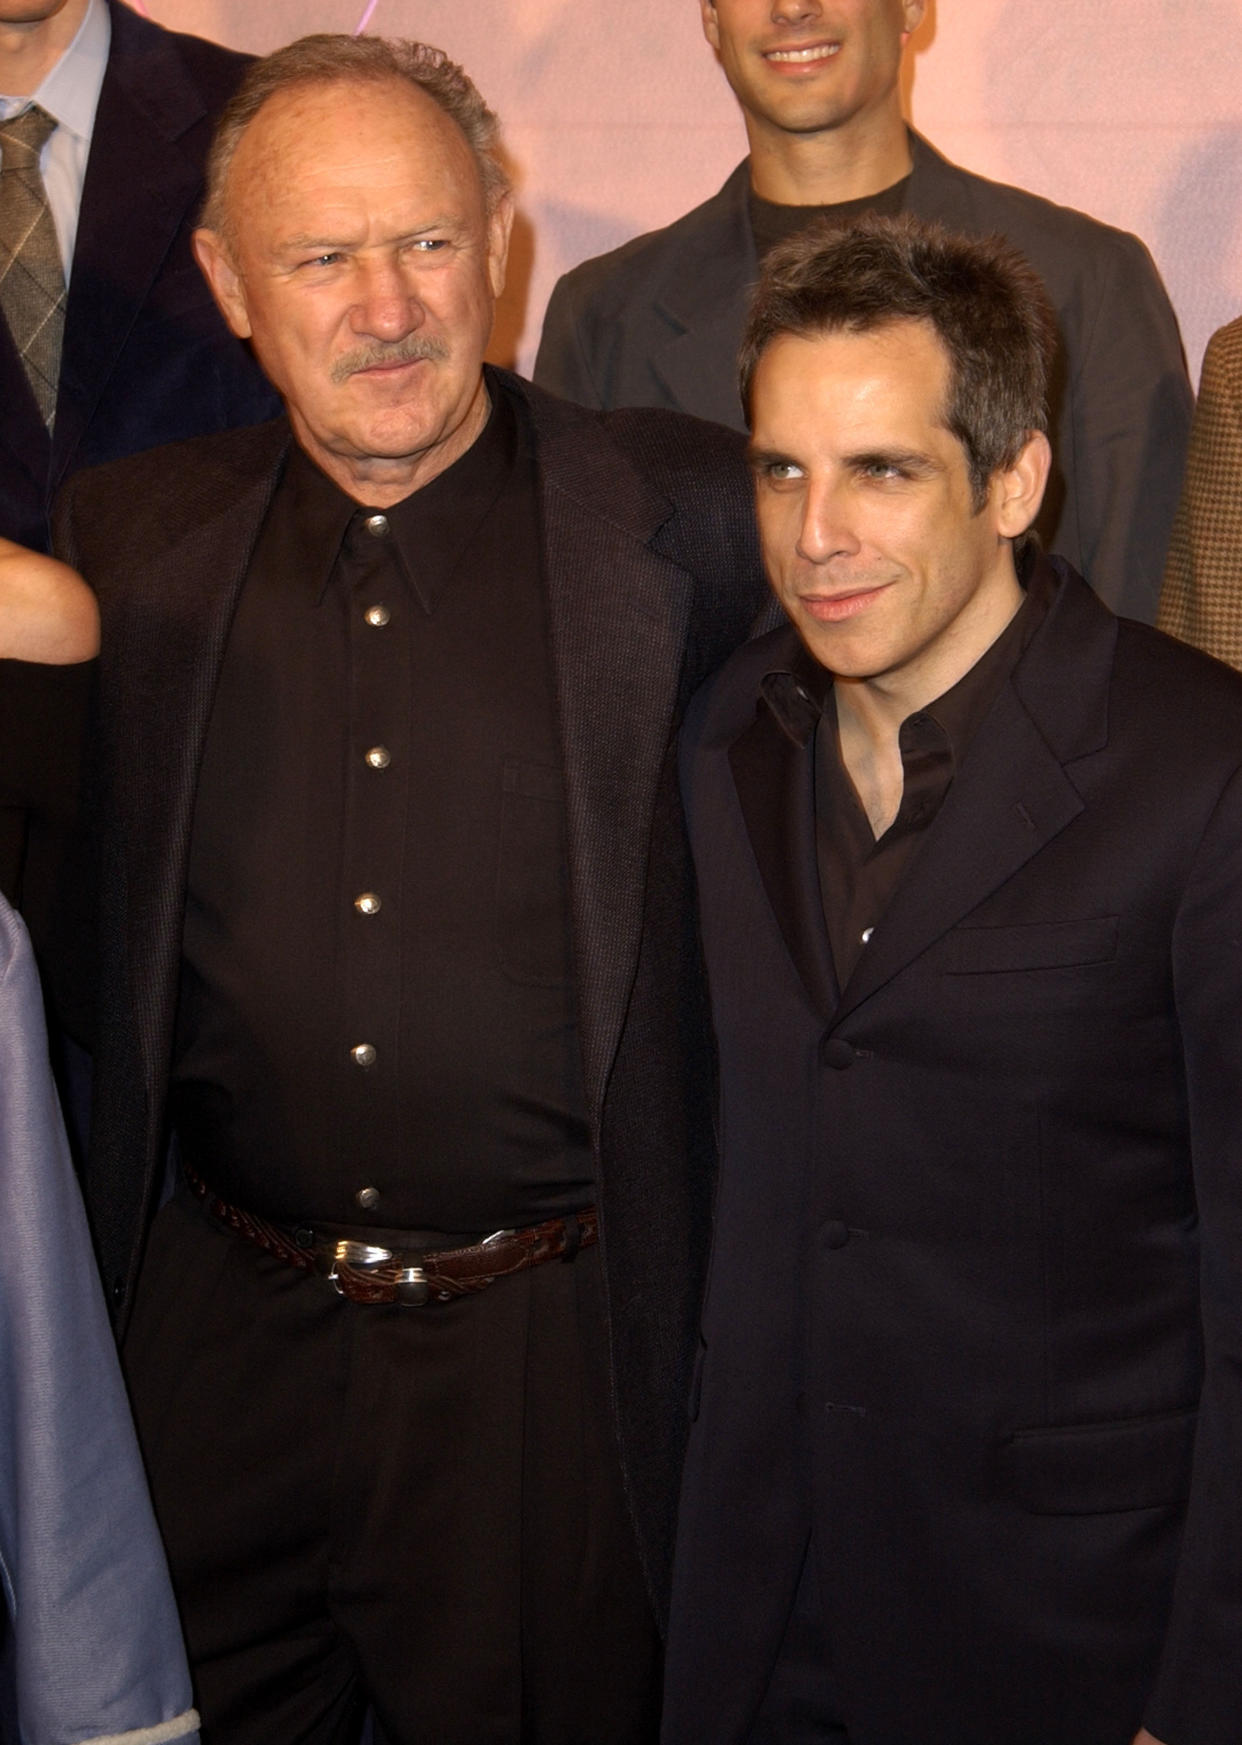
0, 895, 199, 1745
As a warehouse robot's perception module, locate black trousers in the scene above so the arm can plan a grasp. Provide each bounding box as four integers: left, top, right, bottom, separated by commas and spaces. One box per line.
123, 1189, 660, 1745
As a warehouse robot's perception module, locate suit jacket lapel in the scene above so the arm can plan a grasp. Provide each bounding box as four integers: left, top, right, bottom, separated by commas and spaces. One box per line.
646, 163, 756, 428
53, 3, 207, 486
521, 382, 697, 1133
905, 129, 977, 230
834, 566, 1116, 1023
729, 696, 839, 1017
103, 427, 289, 1098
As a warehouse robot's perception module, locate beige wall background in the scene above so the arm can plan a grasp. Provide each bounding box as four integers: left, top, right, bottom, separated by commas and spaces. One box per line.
131, 0, 1242, 387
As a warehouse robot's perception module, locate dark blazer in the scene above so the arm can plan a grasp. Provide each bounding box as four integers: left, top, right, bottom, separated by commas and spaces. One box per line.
1159, 313, 1242, 669
0, 0, 279, 554
535, 134, 1192, 623
665, 560, 1242, 1745
52, 371, 766, 1609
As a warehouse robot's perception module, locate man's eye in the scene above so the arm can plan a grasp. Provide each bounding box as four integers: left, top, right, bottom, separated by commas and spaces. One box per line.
302, 252, 344, 268
410, 238, 447, 252
759, 461, 803, 482
861, 461, 904, 480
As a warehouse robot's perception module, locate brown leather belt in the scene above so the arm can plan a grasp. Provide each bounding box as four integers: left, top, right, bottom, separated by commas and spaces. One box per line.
183, 1166, 598, 1306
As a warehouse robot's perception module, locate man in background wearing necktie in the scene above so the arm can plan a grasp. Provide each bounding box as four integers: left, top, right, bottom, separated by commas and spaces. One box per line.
0, 0, 277, 915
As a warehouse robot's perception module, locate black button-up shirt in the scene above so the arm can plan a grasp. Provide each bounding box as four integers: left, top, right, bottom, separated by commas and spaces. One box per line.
172, 380, 593, 1231
763, 557, 1052, 987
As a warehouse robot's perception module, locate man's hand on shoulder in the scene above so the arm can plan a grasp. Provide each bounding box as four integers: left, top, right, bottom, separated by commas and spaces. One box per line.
0, 538, 98, 664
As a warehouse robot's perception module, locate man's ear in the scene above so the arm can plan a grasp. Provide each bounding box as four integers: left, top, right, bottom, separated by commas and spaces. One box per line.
993, 431, 1052, 540
900, 0, 927, 44
192, 228, 252, 341
486, 193, 516, 301
701, 0, 721, 54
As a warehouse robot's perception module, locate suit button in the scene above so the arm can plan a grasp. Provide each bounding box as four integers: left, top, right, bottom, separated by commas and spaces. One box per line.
822, 1221, 850, 1250
355, 1186, 381, 1211
820, 1037, 856, 1070
351, 1043, 377, 1067
363, 514, 389, 537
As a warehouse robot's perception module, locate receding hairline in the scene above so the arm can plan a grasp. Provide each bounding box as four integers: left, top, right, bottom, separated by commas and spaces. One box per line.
200, 51, 510, 245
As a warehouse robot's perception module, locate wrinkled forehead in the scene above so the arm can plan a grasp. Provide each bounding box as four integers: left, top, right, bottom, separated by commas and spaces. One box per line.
222, 74, 485, 240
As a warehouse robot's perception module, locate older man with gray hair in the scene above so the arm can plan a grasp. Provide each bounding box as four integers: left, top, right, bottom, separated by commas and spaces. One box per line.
53, 32, 764, 1744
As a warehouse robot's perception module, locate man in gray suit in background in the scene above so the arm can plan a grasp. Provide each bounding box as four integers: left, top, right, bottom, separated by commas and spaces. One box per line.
535, 0, 1191, 623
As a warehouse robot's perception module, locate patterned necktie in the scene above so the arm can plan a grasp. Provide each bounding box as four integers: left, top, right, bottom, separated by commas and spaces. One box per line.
0, 105, 65, 428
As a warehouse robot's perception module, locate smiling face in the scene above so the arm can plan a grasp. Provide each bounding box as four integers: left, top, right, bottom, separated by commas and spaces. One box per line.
749, 320, 1048, 711
700, 0, 923, 144
193, 75, 513, 505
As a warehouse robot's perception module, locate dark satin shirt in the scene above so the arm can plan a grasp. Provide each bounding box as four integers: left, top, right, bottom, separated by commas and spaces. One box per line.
763, 558, 1051, 988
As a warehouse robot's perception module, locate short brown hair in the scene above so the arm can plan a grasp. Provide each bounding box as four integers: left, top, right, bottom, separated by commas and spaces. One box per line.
739, 214, 1057, 509
201, 34, 510, 242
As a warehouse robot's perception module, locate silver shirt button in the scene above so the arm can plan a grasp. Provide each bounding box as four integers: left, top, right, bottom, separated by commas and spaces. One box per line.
355, 892, 382, 916
363, 514, 389, 537
364, 604, 390, 627
355, 1185, 381, 1211
365, 746, 391, 770
351, 1043, 377, 1067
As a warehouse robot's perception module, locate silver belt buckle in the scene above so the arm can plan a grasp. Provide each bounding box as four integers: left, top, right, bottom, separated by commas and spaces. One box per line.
327, 1239, 432, 1306
328, 1238, 391, 1297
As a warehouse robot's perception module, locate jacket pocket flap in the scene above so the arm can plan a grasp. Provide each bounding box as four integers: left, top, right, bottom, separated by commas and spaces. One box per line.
1003, 1408, 1196, 1514
941, 916, 1118, 974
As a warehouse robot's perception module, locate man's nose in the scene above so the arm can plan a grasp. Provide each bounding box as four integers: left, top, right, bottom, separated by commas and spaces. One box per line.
351, 259, 423, 339
770, 0, 822, 26
797, 479, 860, 563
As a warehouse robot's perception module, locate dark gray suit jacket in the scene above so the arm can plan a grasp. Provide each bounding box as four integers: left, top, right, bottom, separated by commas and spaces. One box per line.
535, 133, 1192, 623
53, 371, 767, 1609
0, 0, 278, 555
667, 559, 1242, 1745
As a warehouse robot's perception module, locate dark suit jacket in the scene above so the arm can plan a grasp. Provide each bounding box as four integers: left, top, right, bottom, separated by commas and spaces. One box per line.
665, 559, 1242, 1745
52, 371, 767, 1610
535, 134, 1192, 623
0, 0, 279, 554
1159, 313, 1242, 669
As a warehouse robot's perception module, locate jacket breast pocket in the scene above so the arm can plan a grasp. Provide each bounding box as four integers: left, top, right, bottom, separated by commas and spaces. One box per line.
939, 916, 1119, 975
494, 757, 573, 987
1001, 1407, 1196, 1514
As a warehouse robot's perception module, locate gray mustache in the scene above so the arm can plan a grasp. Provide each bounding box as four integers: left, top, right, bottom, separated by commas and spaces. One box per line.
331, 337, 449, 383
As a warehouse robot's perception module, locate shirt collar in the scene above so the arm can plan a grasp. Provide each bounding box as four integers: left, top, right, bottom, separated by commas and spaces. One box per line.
276, 371, 520, 611
0, 0, 110, 139
382, 373, 519, 615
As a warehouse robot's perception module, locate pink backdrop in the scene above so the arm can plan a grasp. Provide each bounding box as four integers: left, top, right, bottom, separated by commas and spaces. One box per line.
129, 0, 1242, 386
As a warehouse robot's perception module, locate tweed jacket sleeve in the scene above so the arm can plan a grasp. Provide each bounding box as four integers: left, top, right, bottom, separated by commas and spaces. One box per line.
1158, 316, 1242, 670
